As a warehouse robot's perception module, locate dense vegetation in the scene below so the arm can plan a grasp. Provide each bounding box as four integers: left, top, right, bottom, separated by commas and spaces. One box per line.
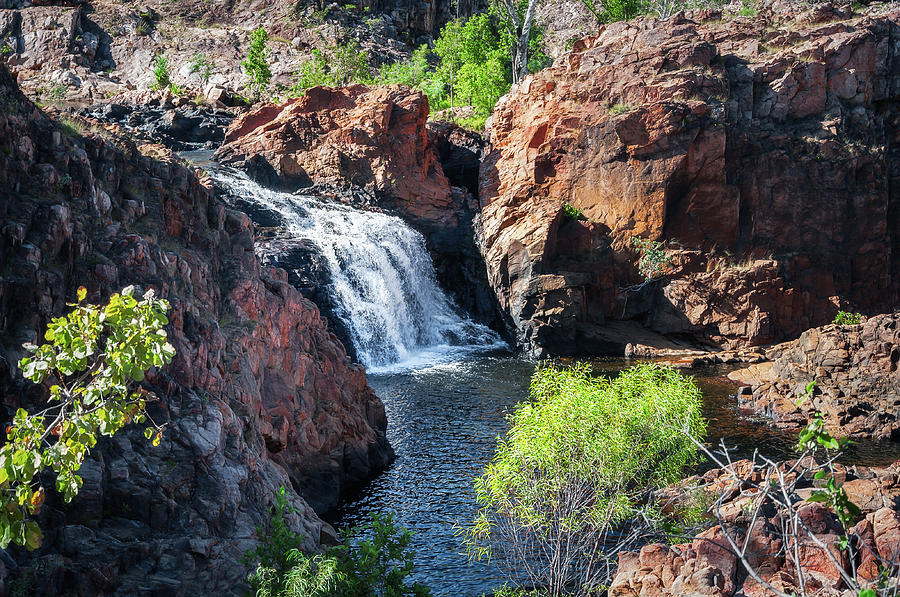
0, 287, 174, 549
464, 363, 707, 596
246, 487, 430, 596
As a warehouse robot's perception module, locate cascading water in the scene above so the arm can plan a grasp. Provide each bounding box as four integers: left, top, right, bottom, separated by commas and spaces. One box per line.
214, 169, 505, 373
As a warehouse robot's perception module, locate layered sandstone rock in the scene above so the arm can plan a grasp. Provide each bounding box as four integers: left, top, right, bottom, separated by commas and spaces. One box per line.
0, 65, 391, 594
480, 5, 900, 356
727, 312, 900, 441
610, 459, 900, 597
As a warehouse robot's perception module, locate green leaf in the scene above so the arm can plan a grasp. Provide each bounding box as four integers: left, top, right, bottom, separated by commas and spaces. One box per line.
24, 521, 42, 550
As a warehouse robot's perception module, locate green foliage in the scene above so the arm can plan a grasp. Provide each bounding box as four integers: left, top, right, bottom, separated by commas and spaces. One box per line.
579, 0, 646, 23
49, 84, 68, 101
288, 41, 370, 97
247, 490, 430, 597
168, 82, 185, 96
833, 310, 862, 325
331, 40, 370, 86
242, 27, 272, 99
609, 102, 631, 115
562, 202, 582, 222
150, 54, 170, 91
735, 3, 757, 16
632, 237, 671, 281
433, 14, 510, 116
795, 414, 862, 537
330, 513, 430, 597
2, 286, 174, 550
465, 363, 706, 593
59, 116, 85, 138
189, 53, 216, 84
376, 45, 432, 89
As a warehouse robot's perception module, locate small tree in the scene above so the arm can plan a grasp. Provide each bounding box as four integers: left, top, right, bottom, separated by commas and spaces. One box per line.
490, 0, 541, 83
1, 286, 174, 549
150, 54, 171, 90
189, 53, 217, 85
632, 236, 670, 282
465, 363, 706, 596
247, 490, 431, 597
242, 27, 272, 100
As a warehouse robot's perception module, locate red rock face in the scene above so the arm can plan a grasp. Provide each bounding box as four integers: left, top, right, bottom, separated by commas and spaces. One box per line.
217, 84, 454, 227
0, 66, 391, 594
480, 7, 900, 356
727, 311, 900, 441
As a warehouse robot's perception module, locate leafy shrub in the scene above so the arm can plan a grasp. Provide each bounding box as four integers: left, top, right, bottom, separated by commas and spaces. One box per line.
247, 489, 431, 597
562, 202, 582, 222
150, 54, 170, 90
632, 236, 670, 282
579, 0, 646, 23
242, 27, 272, 99
49, 84, 68, 101
465, 363, 706, 595
833, 310, 862, 326
2, 286, 174, 549
189, 53, 216, 84
288, 41, 371, 97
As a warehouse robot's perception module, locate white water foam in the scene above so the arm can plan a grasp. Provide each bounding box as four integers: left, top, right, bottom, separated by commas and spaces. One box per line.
214, 170, 506, 373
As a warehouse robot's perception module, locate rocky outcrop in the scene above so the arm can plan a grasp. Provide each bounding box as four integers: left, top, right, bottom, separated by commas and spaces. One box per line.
80, 100, 235, 150
0, 65, 391, 594
216, 84, 503, 327
727, 312, 900, 441
480, 5, 900, 356
610, 459, 900, 597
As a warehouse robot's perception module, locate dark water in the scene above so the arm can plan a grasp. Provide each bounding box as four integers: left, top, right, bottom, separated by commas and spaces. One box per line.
328, 356, 900, 597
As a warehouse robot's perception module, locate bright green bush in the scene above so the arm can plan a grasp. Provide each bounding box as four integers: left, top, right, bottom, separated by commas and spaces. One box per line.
833, 310, 862, 326
242, 27, 272, 99
562, 202, 582, 222
632, 236, 671, 282
150, 54, 170, 90
247, 489, 431, 597
2, 286, 174, 549
465, 363, 706, 595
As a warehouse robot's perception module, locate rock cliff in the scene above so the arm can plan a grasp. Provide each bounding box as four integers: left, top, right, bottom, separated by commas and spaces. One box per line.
480, 5, 900, 356
0, 65, 391, 594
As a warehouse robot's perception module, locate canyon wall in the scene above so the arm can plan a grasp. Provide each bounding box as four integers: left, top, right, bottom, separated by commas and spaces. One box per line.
0, 65, 391, 594
480, 5, 900, 356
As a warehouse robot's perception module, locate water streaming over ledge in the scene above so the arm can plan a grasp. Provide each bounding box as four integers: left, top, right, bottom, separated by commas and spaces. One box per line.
212, 169, 506, 373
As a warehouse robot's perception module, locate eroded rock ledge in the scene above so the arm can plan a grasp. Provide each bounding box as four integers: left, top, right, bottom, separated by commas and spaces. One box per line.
0, 65, 391, 594
726, 312, 900, 441
480, 4, 900, 356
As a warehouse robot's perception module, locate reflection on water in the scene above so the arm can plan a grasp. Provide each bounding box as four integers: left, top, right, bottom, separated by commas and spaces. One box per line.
328, 357, 900, 597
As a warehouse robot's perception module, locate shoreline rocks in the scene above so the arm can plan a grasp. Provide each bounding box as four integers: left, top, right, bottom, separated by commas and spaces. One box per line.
610, 458, 900, 597
727, 312, 900, 441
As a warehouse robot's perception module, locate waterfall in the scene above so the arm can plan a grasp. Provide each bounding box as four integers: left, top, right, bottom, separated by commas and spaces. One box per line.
213, 170, 505, 373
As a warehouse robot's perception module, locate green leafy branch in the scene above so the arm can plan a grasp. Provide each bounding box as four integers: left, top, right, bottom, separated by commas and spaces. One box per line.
0, 286, 175, 550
